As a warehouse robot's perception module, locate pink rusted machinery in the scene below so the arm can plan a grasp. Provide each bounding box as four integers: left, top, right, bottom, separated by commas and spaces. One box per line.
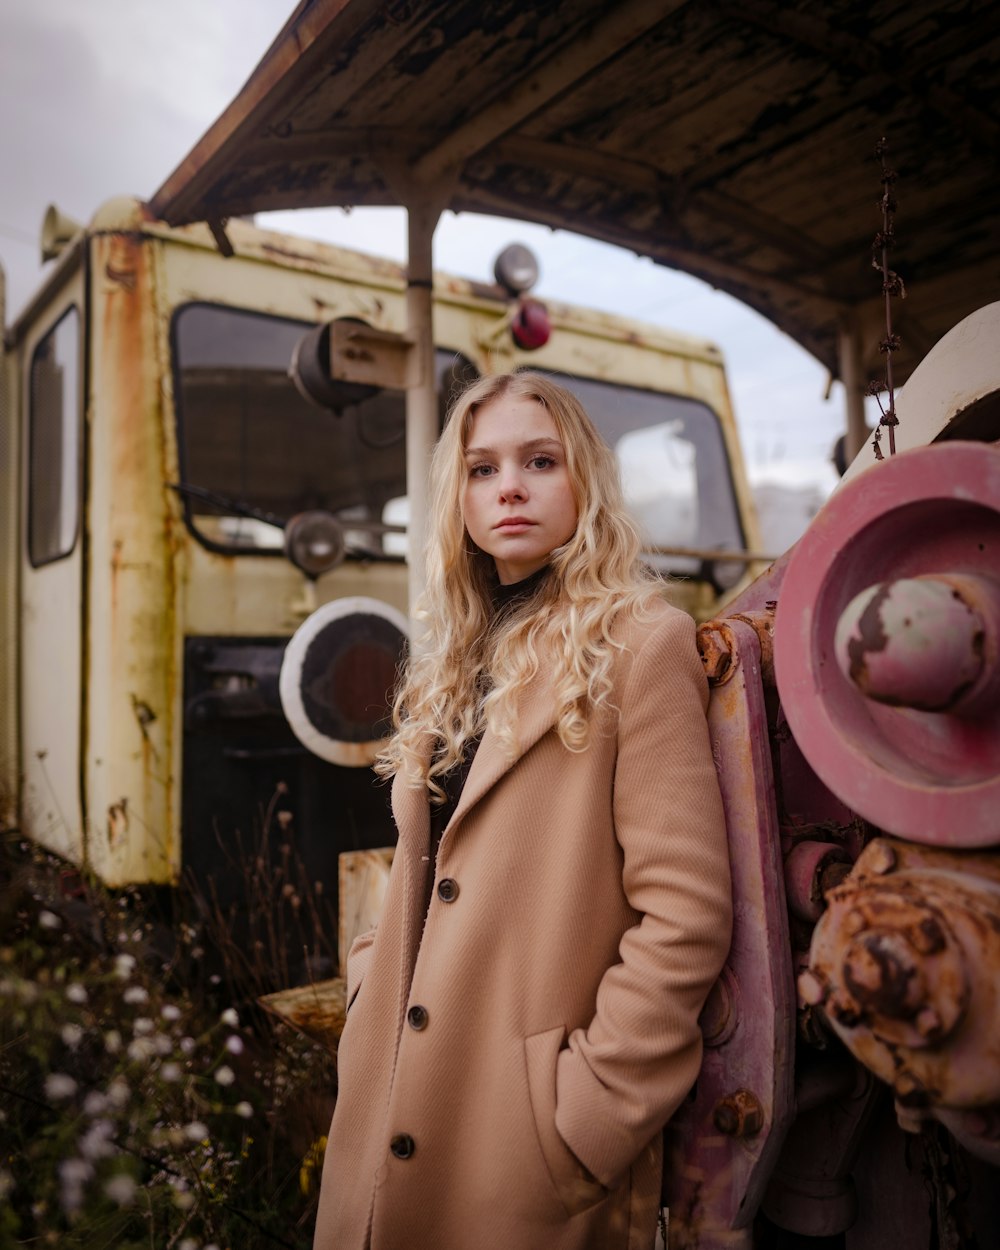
665, 310, 1000, 1248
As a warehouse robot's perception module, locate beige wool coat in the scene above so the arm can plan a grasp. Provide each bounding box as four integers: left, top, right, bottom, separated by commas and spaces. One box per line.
313, 600, 732, 1250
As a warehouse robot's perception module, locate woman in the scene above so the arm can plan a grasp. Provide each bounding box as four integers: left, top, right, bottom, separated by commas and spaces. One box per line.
314, 371, 731, 1250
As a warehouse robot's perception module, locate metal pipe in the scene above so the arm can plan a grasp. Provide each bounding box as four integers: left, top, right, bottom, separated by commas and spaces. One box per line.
404, 199, 441, 621
838, 319, 868, 463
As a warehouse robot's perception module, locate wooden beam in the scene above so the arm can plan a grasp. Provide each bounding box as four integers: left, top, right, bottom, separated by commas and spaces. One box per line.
713, 0, 1000, 156
412, 0, 687, 183
151, 0, 420, 223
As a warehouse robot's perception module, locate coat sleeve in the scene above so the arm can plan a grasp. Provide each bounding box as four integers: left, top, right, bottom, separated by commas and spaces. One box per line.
553, 608, 732, 1188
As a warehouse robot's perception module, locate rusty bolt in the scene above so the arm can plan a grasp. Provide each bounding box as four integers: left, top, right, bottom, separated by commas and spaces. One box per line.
915, 1007, 943, 1040
797, 969, 828, 1007
697, 626, 734, 685
819, 859, 852, 896
911, 917, 947, 955
713, 1089, 765, 1138
894, 1071, 931, 1108
866, 840, 897, 876
827, 990, 863, 1028
843, 929, 924, 1018
894, 1100, 926, 1134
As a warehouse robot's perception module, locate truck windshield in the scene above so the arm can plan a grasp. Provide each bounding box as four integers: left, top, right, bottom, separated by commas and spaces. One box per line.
543, 371, 746, 579
172, 303, 464, 555
173, 304, 745, 574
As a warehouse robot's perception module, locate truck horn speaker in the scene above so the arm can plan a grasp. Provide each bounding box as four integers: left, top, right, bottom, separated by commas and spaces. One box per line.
774, 441, 1000, 848
280, 597, 409, 767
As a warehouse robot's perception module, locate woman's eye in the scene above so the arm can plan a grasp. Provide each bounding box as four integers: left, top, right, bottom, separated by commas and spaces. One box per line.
470, 463, 495, 478
529, 455, 555, 470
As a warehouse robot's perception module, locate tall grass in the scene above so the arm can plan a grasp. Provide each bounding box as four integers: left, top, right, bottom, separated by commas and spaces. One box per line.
0, 810, 338, 1250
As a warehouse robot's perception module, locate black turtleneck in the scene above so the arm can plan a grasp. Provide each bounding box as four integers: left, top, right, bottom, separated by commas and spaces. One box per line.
490, 562, 551, 613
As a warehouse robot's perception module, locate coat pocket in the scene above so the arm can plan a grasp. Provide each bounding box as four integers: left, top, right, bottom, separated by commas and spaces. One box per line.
524, 1026, 609, 1219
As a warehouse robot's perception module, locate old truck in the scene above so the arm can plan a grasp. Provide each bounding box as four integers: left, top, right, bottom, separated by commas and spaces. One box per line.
0, 198, 761, 910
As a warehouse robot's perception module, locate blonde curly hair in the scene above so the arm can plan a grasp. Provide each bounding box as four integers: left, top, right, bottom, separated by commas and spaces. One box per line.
376, 370, 661, 798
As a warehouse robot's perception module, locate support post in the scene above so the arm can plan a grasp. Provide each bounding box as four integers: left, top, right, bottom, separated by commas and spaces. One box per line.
404, 199, 442, 621
838, 319, 868, 464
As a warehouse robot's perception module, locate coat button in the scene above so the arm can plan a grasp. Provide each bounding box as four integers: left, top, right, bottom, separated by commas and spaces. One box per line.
390, 1133, 415, 1159
407, 1005, 428, 1031
437, 877, 459, 902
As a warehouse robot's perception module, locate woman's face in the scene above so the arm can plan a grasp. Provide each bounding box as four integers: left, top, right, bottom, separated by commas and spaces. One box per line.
462, 394, 579, 585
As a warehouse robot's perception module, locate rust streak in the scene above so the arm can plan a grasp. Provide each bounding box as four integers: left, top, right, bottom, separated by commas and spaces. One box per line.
846, 583, 891, 691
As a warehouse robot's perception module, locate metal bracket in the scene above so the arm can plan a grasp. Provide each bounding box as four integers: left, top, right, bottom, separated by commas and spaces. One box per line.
328, 320, 421, 390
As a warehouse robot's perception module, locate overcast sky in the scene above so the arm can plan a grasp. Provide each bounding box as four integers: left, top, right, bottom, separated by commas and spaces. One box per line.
1, 0, 857, 490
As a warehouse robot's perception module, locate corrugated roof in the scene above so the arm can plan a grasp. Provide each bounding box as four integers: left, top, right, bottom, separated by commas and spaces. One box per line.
149, 0, 1000, 382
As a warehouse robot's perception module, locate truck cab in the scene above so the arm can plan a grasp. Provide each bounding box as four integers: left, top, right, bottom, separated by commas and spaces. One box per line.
0, 197, 761, 907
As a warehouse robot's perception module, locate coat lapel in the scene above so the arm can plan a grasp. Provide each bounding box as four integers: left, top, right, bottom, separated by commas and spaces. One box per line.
445, 672, 558, 834
390, 667, 560, 844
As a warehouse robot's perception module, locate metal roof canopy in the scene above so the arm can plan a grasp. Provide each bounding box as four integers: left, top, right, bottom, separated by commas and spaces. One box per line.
150, 0, 1000, 390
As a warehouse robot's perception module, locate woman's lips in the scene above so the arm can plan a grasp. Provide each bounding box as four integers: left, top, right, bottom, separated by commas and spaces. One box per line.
495, 518, 534, 531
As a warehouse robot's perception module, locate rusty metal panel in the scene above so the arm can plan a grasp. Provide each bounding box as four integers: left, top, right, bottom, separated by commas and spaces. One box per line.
83, 228, 181, 886
664, 619, 796, 1246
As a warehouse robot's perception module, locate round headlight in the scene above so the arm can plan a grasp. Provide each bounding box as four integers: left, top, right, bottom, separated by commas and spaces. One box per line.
494, 243, 540, 295
283, 511, 346, 578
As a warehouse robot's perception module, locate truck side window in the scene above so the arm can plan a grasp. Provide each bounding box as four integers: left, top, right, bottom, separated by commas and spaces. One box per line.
28, 307, 81, 567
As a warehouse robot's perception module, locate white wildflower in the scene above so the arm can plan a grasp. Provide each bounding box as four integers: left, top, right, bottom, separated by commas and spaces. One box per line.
127, 1037, 156, 1061
179, 1036, 196, 1056
107, 1076, 130, 1106
154, 1032, 172, 1056
225, 1035, 244, 1055
205, 1244, 221, 1250
79, 1118, 115, 1161
61, 1022, 85, 1050
161, 1003, 181, 1022
114, 952, 136, 978
160, 1062, 182, 1082
214, 1065, 235, 1087
58, 1157, 92, 1213
174, 1189, 195, 1210
123, 985, 148, 1004
44, 1072, 77, 1100
235, 1101, 253, 1119
65, 983, 88, 1004
38, 910, 61, 930
209, 973, 221, 985
133, 1017, 154, 1035
104, 1029, 122, 1054
183, 1120, 209, 1141
104, 1173, 136, 1206
83, 1090, 108, 1116
220, 1008, 239, 1027
178, 1239, 199, 1250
